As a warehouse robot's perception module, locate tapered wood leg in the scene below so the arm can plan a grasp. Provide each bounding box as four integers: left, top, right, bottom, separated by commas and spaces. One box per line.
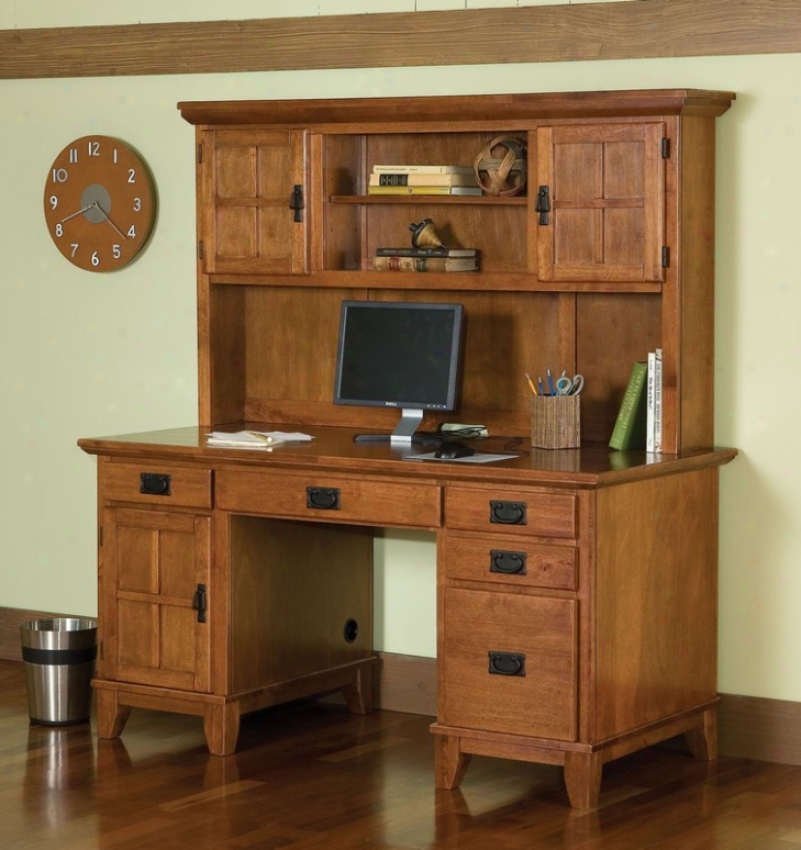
434, 735, 472, 789
342, 664, 374, 716
95, 688, 132, 739
204, 702, 241, 756
564, 751, 603, 809
685, 707, 718, 761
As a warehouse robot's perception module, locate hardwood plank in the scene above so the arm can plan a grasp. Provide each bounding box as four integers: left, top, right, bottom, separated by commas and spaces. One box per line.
1, 1, 800, 80
7, 659, 801, 847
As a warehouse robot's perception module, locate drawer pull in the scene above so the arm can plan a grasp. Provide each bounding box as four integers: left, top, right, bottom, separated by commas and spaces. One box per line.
140, 472, 171, 496
490, 500, 527, 526
490, 549, 527, 575
488, 651, 526, 677
306, 486, 340, 510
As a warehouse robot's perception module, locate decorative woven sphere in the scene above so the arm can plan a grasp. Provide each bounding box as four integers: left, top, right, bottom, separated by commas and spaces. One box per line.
473, 135, 527, 197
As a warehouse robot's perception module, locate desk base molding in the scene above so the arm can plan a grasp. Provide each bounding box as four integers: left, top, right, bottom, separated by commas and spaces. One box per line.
93, 656, 377, 756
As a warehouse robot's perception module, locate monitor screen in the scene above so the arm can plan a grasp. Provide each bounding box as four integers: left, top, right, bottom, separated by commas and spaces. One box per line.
334, 300, 464, 413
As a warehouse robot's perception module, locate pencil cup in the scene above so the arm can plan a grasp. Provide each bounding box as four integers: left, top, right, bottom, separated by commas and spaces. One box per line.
531, 394, 581, 449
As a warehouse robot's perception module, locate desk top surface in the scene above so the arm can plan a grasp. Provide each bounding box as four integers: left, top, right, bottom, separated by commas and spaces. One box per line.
78, 424, 738, 490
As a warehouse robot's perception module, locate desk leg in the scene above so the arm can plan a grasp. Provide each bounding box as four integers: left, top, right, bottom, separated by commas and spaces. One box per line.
685, 706, 718, 761
95, 688, 132, 739
342, 663, 374, 715
204, 703, 241, 756
563, 751, 603, 809
434, 735, 472, 789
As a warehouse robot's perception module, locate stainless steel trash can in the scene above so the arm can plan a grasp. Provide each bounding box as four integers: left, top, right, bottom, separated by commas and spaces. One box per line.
20, 618, 97, 726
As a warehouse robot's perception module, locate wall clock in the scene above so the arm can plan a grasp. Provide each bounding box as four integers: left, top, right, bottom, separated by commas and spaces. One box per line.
44, 136, 156, 272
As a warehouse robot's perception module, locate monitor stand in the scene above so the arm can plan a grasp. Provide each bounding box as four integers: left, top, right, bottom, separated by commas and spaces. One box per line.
353, 409, 440, 447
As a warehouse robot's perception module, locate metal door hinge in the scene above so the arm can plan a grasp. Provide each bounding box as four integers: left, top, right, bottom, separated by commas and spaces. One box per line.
662, 246, 670, 268
198, 241, 204, 260
192, 583, 208, 624
197, 144, 203, 164
661, 137, 670, 159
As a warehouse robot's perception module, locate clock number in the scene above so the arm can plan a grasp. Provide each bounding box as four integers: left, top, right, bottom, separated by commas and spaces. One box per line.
128, 168, 137, 184
55, 224, 63, 238
49, 195, 58, 210
52, 168, 68, 184
127, 225, 137, 239
70, 244, 79, 257
133, 198, 142, 212
88, 141, 100, 157
91, 251, 101, 267
113, 245, 122, 259
69, 149, 78, 163
113, 148, 119, 164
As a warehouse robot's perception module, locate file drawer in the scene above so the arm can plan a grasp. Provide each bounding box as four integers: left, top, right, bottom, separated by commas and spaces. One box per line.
442, 587, 577, 740
445, 486, 576, 539
217, 469, 441, 529
444, 533, 577, 591
102, 463, 213, 509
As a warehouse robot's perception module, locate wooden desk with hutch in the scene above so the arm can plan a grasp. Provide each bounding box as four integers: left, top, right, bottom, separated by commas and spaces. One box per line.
79, 89, 737, 809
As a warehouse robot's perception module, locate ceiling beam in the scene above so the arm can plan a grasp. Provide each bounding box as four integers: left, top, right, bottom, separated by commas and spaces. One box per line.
1, 0, 800, 80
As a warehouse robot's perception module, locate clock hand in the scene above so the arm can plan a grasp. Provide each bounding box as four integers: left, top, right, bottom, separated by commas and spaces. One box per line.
59, 203, 95, 224
93, 202, 128, 240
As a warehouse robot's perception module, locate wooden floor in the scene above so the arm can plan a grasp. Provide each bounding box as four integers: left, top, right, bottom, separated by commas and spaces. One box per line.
4, 660, 801, 850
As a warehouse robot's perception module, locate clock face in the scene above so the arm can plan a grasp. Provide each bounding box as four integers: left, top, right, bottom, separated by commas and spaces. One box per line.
44, 136, 156, 272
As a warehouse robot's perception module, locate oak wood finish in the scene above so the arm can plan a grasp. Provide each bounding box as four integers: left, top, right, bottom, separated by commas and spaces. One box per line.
183, 90, 730, 449
77, 88, 737, 807
9, 659, 801, 850
2, 1, 801, 80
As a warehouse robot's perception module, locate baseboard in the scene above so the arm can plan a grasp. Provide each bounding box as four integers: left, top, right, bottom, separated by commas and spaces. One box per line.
4, 605, 798, 766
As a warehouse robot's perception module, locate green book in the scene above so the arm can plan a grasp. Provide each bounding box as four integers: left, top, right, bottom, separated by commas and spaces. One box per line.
608, 361, 648, 450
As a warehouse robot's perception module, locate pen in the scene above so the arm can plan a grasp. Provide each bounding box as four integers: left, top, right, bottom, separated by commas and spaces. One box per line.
525, 373, 538, 395
546, 369, 555, 396
538, 376, 545, 395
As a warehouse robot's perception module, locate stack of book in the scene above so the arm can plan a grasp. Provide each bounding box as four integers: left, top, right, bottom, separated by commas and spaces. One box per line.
372, 246, 478, 273
367, 164, 482, 196
608, 349, 663, 451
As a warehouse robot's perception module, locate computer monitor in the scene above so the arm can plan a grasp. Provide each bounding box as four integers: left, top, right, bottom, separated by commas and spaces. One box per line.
334, 300, 465, 446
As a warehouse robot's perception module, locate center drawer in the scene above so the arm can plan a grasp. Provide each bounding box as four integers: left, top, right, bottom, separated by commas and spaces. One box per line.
216, 469, 441, 528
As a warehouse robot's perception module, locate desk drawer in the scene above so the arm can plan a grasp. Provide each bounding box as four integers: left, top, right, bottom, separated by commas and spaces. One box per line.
102, 463, 212, 509
442, 588, 577, 740
445, 534, 576, 591
445, 486, 576, 539
217, 470, 441, 528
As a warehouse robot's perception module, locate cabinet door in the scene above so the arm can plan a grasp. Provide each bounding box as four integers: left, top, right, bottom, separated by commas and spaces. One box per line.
536, 123, 665, 283
101, 508, 212, 692
200, 129, 308, 275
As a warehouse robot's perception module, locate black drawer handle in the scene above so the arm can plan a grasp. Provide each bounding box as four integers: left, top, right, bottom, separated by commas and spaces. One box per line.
490, 500, 527, 526
306, 487, 340, 510
490, 549, 527, 575
140, 472, 171, 496
488, 651, 526, 677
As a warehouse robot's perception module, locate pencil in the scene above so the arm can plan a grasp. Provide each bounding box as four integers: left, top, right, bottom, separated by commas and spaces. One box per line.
525, 373, 538, 395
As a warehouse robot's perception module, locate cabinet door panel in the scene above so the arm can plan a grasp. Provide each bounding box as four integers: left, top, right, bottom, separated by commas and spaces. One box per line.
201, 129, 308, 275
103, 508, 211, 692
538, 123, 665, 283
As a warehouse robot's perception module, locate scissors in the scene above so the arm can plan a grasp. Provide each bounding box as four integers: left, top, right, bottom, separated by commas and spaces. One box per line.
556, 373, 584, 396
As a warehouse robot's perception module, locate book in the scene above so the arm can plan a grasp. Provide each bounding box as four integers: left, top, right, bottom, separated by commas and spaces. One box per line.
608, 361, 648, 450
369, 173, 479, 187
645, 348, 663, 452
371, 164, 475, 175
366, 185, 482, 196
373, 255, 478, 272
375, 246, 477, 258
